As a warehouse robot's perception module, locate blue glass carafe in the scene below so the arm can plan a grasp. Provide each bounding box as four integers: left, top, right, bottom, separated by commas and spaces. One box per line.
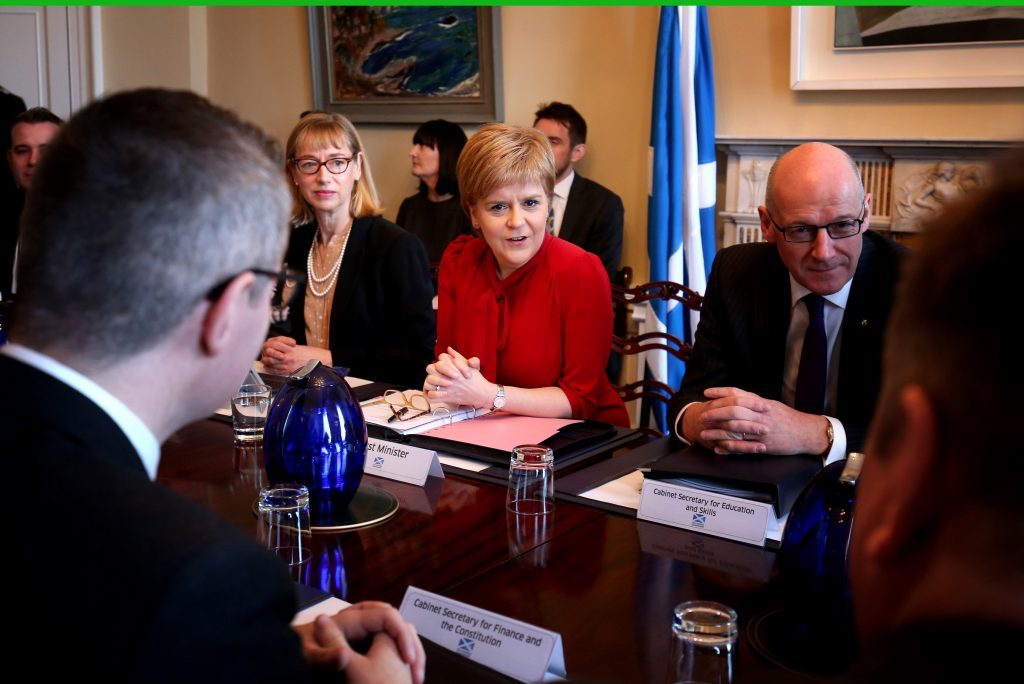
264, 361, 367, 524
778, 453, 862, 669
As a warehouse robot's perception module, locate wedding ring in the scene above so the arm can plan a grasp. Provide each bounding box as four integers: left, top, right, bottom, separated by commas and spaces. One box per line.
435, 385, 442, 391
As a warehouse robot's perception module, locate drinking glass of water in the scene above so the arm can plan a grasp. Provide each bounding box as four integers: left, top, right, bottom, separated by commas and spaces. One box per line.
231, 383, 271, 444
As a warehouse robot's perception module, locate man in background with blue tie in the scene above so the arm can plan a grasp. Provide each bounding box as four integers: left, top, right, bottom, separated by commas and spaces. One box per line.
668, 142, 907, 461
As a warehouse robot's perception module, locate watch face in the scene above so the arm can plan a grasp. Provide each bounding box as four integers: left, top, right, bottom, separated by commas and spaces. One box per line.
493, 395, 506, 409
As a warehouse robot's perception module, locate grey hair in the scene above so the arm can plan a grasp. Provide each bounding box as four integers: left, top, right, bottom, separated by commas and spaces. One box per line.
14, 88, 290, 363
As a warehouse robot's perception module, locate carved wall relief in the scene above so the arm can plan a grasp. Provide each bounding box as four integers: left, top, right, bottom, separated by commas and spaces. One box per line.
893, 161, 989, 232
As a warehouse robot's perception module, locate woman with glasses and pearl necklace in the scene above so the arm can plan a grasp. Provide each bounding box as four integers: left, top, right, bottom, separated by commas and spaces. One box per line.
261, 112, 434, 387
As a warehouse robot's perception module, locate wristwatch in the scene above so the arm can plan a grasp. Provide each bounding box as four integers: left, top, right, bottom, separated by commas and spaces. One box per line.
820, 418, 835, 460
491, 384, 506, 411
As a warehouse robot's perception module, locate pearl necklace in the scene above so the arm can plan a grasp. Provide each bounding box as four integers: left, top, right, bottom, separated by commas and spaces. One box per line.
307, 227, 351, 298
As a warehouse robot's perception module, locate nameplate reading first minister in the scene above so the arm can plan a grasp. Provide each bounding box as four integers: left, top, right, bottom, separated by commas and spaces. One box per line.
637, 478, 776, 547
399, 587, 566, 683
364, 438, 443, 487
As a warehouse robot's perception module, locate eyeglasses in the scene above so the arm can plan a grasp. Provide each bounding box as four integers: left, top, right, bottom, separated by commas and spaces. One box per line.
765, 208, 866, 244
382, 389, 432, 423
205, 268, 304, 301
291, 157, 353, 176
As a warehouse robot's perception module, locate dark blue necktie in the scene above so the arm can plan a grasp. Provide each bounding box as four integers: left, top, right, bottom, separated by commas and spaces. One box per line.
795, 294, 827, 414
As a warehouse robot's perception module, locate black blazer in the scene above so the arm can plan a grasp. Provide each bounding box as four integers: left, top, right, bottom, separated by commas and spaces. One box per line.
668, 230, 907, 452
277, 215, 435, 388
1, 354, 313, 682
560, 173, 624, 280
1, 189, 22, 298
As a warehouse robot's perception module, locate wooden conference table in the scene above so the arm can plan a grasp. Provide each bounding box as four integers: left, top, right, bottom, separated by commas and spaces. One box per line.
159, 418, 822, 683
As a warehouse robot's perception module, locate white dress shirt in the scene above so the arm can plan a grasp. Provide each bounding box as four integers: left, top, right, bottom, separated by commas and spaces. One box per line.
2, 343, 161, 479
550, 170, 575, 237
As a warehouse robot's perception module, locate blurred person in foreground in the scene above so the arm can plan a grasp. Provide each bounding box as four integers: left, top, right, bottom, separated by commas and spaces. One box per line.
844, 150, 1024, 681
1, 88, 424, 683
395, 118, 473, 265
425, 123, 628, 427
261, 111, 434, 387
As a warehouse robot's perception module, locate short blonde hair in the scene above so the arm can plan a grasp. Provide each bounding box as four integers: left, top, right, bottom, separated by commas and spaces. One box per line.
285, 112, 383, 226
457, 123, 555, 214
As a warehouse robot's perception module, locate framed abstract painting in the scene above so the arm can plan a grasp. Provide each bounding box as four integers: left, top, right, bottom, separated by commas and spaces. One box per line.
308, 6, 503, 123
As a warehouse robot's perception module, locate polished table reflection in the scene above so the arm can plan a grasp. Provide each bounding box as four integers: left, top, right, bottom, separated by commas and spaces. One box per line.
159, 418, 808, 682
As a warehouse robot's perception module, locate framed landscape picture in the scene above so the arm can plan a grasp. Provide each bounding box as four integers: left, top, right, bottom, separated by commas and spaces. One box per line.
308, 6, 503, 123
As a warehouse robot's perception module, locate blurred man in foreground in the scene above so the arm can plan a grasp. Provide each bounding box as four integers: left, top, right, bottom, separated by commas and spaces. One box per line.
847, 150, 1024, 680
1, 89, 423, 683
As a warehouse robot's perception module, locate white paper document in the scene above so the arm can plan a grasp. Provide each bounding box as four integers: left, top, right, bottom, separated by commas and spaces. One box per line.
360, 391, 488, 435
579, 469, 644, 509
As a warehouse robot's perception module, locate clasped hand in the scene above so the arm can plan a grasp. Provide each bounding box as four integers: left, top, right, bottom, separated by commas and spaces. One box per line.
688, 387, 826, 456
260, 336, 331, 375
294, 601, 426, 684
423, 347, 494, 409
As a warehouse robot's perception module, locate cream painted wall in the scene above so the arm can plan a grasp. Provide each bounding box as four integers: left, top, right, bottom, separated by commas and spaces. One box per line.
101, 7, 193, 93
710, 6, 1024, 141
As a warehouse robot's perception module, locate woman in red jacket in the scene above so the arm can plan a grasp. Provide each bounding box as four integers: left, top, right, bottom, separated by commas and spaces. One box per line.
425, 124, 628, 427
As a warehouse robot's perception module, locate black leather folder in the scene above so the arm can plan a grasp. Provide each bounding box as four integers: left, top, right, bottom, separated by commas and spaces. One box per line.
646, 440, 821, 517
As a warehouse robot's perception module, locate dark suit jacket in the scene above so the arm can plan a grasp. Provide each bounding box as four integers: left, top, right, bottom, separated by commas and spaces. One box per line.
1, 189, 22, 298
1, 87, 26, 297
668, 230, 907, 453
560, 173, 624, 280
276, 215, 435, 388
829, 622, 1023, 683
1, 354, 314, 682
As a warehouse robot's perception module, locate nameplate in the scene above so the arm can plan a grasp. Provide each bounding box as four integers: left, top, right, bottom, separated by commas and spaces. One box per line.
399, 587, 566, 683
364, 438, 443, 487
636, 478, 776, 547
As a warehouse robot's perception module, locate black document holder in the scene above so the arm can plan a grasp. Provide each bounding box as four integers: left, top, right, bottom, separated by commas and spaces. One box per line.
647, 443, 821, 517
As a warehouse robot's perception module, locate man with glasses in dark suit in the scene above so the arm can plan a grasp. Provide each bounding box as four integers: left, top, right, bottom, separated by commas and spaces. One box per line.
668, 142, 906, 461
1, 88, 423, 683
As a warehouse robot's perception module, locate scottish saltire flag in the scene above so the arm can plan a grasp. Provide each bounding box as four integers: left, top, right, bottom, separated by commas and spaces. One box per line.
645, 6, 716, 432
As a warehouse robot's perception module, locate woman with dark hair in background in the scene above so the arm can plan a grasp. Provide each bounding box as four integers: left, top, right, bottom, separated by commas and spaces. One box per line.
261, 112, 434, 387
395, 119, 473, 264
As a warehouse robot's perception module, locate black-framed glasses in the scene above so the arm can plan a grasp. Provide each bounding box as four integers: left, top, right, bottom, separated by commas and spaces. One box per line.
205, 268, 304, 301
766, 208, 866, 244
290, 157, 353, 176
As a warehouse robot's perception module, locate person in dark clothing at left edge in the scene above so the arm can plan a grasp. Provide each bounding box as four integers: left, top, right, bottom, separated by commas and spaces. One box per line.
3, 105, 62, 300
